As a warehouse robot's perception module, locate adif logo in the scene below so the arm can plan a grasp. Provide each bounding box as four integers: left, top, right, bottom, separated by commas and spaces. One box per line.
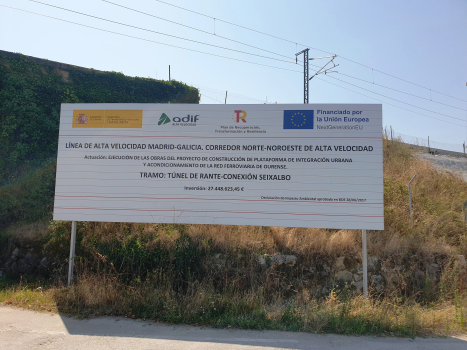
158, 113, 170, 125
233, 110, 247, 123
173, 115, 199, 123
158, 113, 199, 126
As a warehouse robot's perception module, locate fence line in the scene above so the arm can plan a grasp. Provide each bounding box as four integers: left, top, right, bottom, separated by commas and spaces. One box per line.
385, 128, 465, 154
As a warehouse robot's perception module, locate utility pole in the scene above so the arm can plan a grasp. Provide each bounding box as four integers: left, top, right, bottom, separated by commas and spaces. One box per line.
295, 49, 309, 104
295, 50, 339, 104
169, 65, 171, 81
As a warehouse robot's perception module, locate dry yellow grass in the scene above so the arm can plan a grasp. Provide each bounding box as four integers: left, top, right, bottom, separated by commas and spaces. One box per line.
2, 136, 467, 336
3, 220, 49, 241
2, 274, 465, 336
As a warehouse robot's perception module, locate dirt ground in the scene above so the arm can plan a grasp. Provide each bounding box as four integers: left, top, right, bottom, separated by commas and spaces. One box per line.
417, 152, 467, 181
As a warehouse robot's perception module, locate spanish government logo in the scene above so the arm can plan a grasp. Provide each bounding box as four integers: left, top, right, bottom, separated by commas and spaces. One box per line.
283, 110, 314, 129
75, 113, 88, 125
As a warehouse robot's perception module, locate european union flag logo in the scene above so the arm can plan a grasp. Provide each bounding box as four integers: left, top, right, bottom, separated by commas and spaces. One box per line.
283, 110, 314, 129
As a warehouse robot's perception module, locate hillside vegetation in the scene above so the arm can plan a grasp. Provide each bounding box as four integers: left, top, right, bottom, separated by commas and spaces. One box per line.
0, 51, 199, 229
0, 51, 199, 185
1, 138, 467, 336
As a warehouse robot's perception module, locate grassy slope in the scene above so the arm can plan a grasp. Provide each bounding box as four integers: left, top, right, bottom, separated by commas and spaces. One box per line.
1, 138, 467, 336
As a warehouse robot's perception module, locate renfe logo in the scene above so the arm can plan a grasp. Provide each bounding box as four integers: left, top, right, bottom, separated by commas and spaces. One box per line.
233, 110, 247, 123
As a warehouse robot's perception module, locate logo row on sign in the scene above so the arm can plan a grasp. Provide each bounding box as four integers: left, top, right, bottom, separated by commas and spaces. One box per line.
73, 110, 314, 129
156, 110, 314, 129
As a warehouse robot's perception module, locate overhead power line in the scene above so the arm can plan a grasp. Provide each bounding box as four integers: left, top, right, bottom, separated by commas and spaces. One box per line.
150, 0, 326, 51
200, 94, 223, 103
101, 0, 294, 62
317, 76, 466, 127
325, 75, 467, 123
300, 57, 466, 123
29, 0, 295, 65
33, 1, 465, 114
101, 0, 330, 81
335, 72, 467, 112
151, 0, 467, 103
3, 5, 463, 127
1, 5, 301, 74
337, 57, 467, 103
103, 0, 467, 111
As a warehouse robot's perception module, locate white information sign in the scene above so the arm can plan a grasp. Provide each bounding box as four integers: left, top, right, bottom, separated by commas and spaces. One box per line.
53, 103, 383, 230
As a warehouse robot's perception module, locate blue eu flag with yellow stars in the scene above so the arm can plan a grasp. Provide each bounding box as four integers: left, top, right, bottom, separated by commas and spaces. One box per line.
283, 110, 314, 129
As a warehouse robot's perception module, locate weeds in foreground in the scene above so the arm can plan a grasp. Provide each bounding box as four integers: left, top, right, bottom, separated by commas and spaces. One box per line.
0, 276, 57, 313
1, 274, 466, 337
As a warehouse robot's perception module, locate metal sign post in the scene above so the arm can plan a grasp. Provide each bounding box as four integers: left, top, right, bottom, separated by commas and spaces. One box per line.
362, 229, 368, 298
67, 221, 77, 286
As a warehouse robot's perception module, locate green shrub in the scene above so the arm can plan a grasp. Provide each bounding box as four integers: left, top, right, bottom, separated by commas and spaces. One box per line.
0, 53, 199, 185
0, 160, 56, 229
0, 52, 199, 229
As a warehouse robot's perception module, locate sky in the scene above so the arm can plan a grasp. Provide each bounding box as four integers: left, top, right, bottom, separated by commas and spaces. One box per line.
1, 0, 466, 151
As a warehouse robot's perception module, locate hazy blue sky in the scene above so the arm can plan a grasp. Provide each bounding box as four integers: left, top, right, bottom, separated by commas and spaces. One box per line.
1, 0, 466, 150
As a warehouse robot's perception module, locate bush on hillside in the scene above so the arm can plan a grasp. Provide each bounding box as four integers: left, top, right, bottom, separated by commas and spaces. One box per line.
0, 160, 56, 230
0, 53, 199, 184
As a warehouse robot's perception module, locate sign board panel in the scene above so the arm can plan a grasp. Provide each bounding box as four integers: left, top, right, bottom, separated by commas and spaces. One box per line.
54, 104, 383, 230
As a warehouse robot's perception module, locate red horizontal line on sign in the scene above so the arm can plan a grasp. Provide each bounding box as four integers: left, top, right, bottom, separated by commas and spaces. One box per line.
55, 195, 383, 205
59, 131, 383, 136
53, 213, 383, 224
60, 135, 381, 139
56, 164, 383, 170
55, 191, 383, 203
54, 207, 383, 218
55, 178, 384, 184
54, 184, 383, 192
54, 178, 382, 186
